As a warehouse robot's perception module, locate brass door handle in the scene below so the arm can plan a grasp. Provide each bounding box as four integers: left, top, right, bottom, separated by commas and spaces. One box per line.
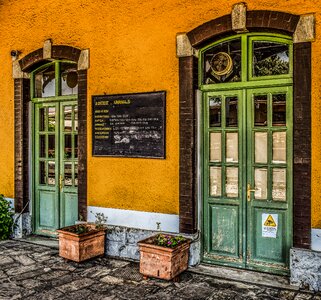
247, 183, 256, 202
59, 175, 63, 191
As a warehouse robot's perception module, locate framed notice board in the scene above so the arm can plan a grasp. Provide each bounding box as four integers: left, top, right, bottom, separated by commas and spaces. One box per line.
92, 91, 166, 158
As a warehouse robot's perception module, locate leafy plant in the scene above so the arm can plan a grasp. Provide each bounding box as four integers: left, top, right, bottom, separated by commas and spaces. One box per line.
154, 234, 186, 249
0, 195, 14, 240
63, 224, 90, 234
93, 212, 108, 229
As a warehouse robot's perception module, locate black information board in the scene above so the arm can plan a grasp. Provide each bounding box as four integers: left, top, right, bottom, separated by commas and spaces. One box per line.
92, 91, 166, 158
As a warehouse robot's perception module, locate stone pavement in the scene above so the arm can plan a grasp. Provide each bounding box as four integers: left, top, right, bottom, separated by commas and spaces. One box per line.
0, 240, 320, 300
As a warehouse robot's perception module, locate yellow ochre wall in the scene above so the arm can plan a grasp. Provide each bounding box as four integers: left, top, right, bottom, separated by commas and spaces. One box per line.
0, 0, 320, 226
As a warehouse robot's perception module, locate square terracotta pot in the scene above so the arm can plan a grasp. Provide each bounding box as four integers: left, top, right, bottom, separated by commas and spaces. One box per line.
57, 224, 106, 262
138, 235, 191, 280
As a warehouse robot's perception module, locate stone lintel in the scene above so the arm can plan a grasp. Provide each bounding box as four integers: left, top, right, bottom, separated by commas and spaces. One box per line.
232, 2, 247, 33
43, 39, 52, 59
78, 49, 90, 70
176, 33, 195, 57
12, 61, 29, 79
293, 14, 315, 43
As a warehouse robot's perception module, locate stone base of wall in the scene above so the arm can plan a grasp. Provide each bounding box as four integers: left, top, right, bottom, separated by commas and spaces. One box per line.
12, 212, 32, 238
290, 247, 321, 291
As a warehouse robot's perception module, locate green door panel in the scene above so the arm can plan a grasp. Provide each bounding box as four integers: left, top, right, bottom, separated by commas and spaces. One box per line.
38, 191, 57, 228
63, 193, 78, 227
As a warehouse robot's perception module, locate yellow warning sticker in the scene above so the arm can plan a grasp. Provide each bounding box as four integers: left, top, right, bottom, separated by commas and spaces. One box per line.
264, 215, 277, 227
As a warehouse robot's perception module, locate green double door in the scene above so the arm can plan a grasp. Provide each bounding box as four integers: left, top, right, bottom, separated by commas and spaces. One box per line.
203, 86, 292, 274
34, 100, 78, 236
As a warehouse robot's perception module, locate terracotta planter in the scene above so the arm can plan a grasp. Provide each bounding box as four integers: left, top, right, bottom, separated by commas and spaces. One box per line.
138, 235, 191, 281
57, 224, 106, 262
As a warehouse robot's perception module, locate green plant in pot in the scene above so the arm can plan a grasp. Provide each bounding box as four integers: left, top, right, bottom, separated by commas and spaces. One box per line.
0, 195, 14, 240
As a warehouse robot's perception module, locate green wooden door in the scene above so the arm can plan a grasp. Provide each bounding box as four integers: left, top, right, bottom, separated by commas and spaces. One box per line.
203, 86, 292, 274
34, 100, 78, 236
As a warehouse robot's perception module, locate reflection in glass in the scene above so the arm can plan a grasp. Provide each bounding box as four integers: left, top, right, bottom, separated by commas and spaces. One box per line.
61, 63, 78, 96
253, 41, 289, 77
39, 108, 45, 131
64, 134, 72, 159
203, 38, 241, 84
40, 135, 46, 158
74, 106, 78, 131
255, 168, 268, 199
273, 132, 286, 163
34, 64, 56, 97
226, 97, 238, 127
255, 132, 268, 163
74, 135, 78, 158
226, 167, 238, 198
64, 106, 72, 132
272, 168, 286, 201
75, 163, 78, 186
254, 95, 268, 126
209, 97, 222, 127
226, 132, 238, 162
48, 162, 55, 185
210, 132, 221, 162
48, 135, 55, 158
39, 161, 46, 184
272, 94, 286, 126
48, 107, 56, 132
64, 162, 72, 186
210, 167, 221, 197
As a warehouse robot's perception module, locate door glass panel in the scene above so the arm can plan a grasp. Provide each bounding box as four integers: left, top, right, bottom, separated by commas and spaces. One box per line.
64, 135, 72, 159
74, 134, 78, 158
61, 63, 78, 96
39, 161, 46, 184
255, 132, 268, 163
48, 162, 55, 185
74, 163, 78, 186
252, 41, 289, 77
39, 135, 46, 158
210, 132, 221, 162
273, 132, 286, 163
39, 108, 45, 131
272, 94, 286, 126
48, 107, 56, 132
35, 64, 56, 98
226, 132, 238, 163
64, 162, 72, 186
209, 96, 222, 127
64, 106, 72, 132
272, 168, 286, 201
74, 106, 78, 131
255, 168, 268, 200
254, 95, 267, 126
210, 167, 221, 197
48, 135, 55, 158
226, 97, 238, 127
203, 38, 241, 84
226, 167, 238, 198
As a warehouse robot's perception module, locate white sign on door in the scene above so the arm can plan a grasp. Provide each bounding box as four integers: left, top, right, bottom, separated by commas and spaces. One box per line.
262, 213, 278, 238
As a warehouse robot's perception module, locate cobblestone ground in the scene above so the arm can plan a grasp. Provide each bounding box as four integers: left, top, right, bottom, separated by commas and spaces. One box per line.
0, 240, 320, 300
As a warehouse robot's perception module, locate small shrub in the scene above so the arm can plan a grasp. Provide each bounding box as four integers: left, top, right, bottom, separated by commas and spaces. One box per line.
154, 234, 186, 249
0, 195, 14, 240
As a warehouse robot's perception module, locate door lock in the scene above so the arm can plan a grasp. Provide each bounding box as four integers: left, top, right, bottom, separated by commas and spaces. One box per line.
247, 183, 256, 202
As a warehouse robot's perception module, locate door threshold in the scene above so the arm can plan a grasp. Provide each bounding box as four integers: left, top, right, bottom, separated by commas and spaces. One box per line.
188, 263, 298, 291
17, 235, 59, 249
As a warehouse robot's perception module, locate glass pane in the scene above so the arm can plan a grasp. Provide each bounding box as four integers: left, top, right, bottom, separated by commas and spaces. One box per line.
226, 97, 238, 127
75, 163, 78, 186
39, 108, 45, 131
48, 162, 55, 185
273, 132, 286, 163
210, 132, 221, 162
226, 167, 238, 198
272, 168, 286, 201
226, 132, 238, 163
254, 95, 268, 126
39, 135, 46, 158
209, 96, 222, 127
48, 107, 56, 132
255, 168, 268, 199
48, 135, 55, 158
64, 162, 72, 186
74, 134, 78, 158
210, 167, 221, 197
203, 38, 241, 84
64, 106, 72, 132
74, 106, 78, 131
39, 161, 46, 184
61, 63, 78, 96
64, 134, 72, 159
255, 132, 268, 163
272, 94, 286, 126
34, 64, 55, 97
253, 41, 289, 77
